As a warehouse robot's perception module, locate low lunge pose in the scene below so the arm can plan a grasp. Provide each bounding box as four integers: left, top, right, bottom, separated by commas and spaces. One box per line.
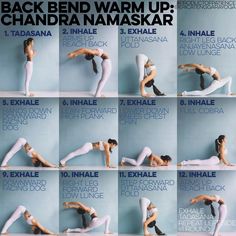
24, 38, 36, 97
178, 64, 233, 96
178, 135, 233, 167
136, 54, 165, 97
1, 205, 55, 234
68, 48, 112, 97
120, 147, 172, 167
190, 195, 227, 236
63, 201, 112, 234
1, 138, 56, 167
139, 197, 165, 236
60, 139, 118, 168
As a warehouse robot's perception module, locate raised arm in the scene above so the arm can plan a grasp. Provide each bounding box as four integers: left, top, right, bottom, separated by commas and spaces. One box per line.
190, 195, 215, 204
178, 64, 208, 72
68, 48, 98, 58
63, 202, 91, 212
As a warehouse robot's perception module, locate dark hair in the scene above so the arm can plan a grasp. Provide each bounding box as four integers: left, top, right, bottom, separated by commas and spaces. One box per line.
33, 227, 42, 234
160, 155, 172, 162
85, 54, 98, 74
204, 200, 216, 217
215, 135, 225, 158
108, 139, 118, 153
32, 160, 47, 167
195, 68, 205, 90
77, 209, 87, 228
24, 38, 34, 54
145, 79, 164, 96
148, 221, 164, 235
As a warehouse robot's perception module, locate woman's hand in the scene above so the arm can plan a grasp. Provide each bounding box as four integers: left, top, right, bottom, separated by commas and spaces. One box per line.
68, 52, 76, 59
190, 198, 197, 204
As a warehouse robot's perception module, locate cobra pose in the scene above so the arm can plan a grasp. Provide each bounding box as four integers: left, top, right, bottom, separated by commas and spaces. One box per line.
178, 64, 233, 96
63, 202, 112, 234
24, 38, 36, 97
178, 135, 234, 167
120, 147, 172, 167
136, 54, 165, 97
190, 195, 227, 236
59, 139, 118, 168
139, 197, 165, 236
68, 48, 112, 97
1, 138, 57, 167
1, 205, 55, 234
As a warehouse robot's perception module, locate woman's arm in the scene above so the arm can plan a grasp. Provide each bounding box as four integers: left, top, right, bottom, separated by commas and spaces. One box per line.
32, 152, 57, 168
34, 221, 55, 235
68, 48, 98, 58
63, 202, 91, 212
144, 213, 157, 228
190, 195, 215, 204
219, 145, 232, 166
149, 155, 164, 167
104, 143, 115, 168
140, 70, 157, 97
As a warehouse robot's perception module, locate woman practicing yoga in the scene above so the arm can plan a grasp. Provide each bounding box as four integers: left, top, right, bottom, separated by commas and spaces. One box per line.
136, 54, 165, 97
178, 64, 233, 96
190, 195, 227, 236
1, 138, 57, 167
24, 38, 36, 97
178, 135, 233, 167
120, 147, 172, 167
63, 201, 112, 234
1, 205, 55, 234
60, 139, 118, 168
68, 48, 112, 97
139, 197, 165, 236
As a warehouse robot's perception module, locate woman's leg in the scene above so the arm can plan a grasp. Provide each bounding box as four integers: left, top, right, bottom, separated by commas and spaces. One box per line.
1, 206, 26, 233
180, 156, 219, 166
95, 59, 112, 97
136, 54, 147, 83
1, 138, 27, 167
122, 147, 151, 166
60, 142, 93, 166
218, 76, 232, 95
139, 197, 151, 223
25, 62, 33, 96
213, 205, 227, 236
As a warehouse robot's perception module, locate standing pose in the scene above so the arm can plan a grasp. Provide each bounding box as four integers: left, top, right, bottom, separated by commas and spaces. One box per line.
139, 197, 165, 236
63, 202, 112, 234
190, 195, 227, 236
120, 147, 172, 167
178, 64, 233, 96
59, 139, 118, 168
1, 205, 55, 234
136, 54, 165, 97
178, 135, 233, 167
24, 38, 36, 97
68, 48, 112, 97
1, 138, 57, 167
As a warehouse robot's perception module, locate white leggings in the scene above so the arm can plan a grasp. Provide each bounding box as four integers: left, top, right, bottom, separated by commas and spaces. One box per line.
122, 147, 152, 166
136, 54, 148, 83
67, 215, 111, 234
139, 197, 151, 224
25, 61, 33, 96
95, 59, 112, 97
1, 205, 26, 233
213, 204, 227, 236
60, 142, 93, 165
180, 156, 220, 166
1, 138, 27, 167
182, 76, 232, 96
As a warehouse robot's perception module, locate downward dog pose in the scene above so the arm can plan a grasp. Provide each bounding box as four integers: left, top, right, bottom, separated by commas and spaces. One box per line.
178, 135, 233, 167
63, 201, 112, 234
1, 138, 56, 167
24, 38, 36, 97
190, 195, 227, 236
68, 48, 112, 97
178, 64, 233, 96
120, 147, 172, 167
136, 54, 165, 97
139, 197, 165, 236
60, 139, 118, 168
1, 205, 55, 234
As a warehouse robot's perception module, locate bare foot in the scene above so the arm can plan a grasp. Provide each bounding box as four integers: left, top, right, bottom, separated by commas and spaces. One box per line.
177, 162, 183, 166
177, 93, 183, 96
120, 160, 125, 166
60, 162, 66, 167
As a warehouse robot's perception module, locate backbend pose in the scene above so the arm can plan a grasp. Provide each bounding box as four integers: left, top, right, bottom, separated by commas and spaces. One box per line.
120, 147, 172, 167
139, 197, 165, 236
178, 135, 233, 167
63, 201, 112, 234
1, 205, 55, 234
24, 38, 36, 97
136, 54, 165, 97
190, 195, 227, 236
178, 64, 233, 96
68, 48, 112, 97
59, 139, 118, 168
1, 138, 56, 167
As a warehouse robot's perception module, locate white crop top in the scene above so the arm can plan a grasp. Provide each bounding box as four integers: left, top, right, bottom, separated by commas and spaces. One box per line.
89, 207, 96, 216
97, 48, 104, 57
26, 215, 34, 225
26, 148, 35, 158
209, 67, 217, 76
99, 141, 105, 151
147, 207, 158, 217
214, 195, 220, 203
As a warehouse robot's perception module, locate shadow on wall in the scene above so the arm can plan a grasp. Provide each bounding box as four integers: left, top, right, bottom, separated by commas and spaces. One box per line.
119, 64, 139, 94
